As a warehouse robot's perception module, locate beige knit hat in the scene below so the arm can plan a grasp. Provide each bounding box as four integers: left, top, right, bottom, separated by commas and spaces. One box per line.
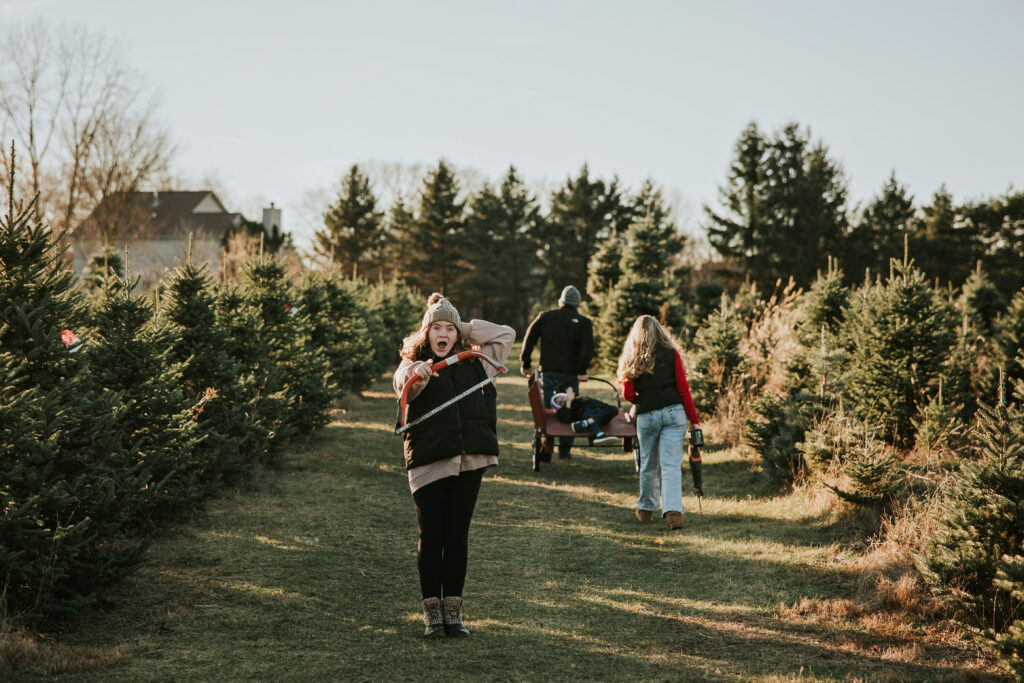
420, 292, 462, 330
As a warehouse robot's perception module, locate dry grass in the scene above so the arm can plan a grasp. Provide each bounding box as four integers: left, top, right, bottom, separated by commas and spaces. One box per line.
0, 623, 130, 677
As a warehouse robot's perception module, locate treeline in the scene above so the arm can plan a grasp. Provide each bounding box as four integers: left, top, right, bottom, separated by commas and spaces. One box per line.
671, 255, 1024, 675
315, 121, 1023, 337
0, 170, 419, 622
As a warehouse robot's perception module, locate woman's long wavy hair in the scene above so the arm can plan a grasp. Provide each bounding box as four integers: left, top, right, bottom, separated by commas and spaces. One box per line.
617, 315, 681, 381
400, 323, 471, 362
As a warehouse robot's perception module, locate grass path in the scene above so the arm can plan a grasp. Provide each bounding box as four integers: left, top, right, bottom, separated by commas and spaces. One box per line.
40, 355, 1004, 681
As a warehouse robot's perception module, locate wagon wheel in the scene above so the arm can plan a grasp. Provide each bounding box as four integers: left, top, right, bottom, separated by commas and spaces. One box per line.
532, 436, 543, 472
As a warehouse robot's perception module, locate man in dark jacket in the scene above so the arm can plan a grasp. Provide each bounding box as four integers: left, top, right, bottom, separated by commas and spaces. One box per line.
520, 284, 594, 459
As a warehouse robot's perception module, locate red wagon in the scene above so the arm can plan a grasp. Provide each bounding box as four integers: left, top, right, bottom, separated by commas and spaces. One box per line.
526, 372, 639, 473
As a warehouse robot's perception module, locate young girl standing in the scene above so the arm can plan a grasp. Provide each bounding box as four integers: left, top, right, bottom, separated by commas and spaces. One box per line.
393, 293, 514, 638
617, 315, 701, 530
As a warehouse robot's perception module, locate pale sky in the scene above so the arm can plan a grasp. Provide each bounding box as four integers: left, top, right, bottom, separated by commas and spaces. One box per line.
3, 0, 1022, 250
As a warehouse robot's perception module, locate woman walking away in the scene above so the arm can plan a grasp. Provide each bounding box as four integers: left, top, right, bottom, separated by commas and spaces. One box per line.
393, 293, 515, 638
617, 315, 701, 530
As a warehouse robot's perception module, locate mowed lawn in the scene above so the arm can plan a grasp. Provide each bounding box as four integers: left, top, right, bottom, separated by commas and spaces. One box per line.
38, 353, 1004, 681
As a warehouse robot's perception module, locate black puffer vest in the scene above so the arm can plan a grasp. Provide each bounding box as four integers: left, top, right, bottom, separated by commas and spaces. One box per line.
401, 358, 498, 469
632, 345, 681, 415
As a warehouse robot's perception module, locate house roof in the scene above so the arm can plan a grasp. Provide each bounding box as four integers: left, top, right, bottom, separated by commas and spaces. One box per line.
73, 190, 241, 240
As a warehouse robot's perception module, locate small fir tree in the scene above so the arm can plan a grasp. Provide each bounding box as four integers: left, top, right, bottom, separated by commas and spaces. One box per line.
985, 555, 1024, 679
798, 256, 849, 346
690, 295, 748, 416
919, 397, 1024, 630
840, 257, 956, 445
959, 264, 1006, 340
163, 256, 262, 485
297, 268, 376, 396
242, 256, 335, 436
86, 268, 204, 529
996, 289, 1024, 387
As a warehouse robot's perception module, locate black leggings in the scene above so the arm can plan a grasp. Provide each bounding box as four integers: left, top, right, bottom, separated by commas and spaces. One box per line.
412, 469, 484, 599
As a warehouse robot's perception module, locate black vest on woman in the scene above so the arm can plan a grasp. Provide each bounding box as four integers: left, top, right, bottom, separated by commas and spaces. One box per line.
632, 345, 681, 415
401, 358, 498, 470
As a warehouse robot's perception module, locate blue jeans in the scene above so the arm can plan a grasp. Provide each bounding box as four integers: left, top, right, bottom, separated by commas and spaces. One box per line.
636, 404, 687, 515
542, 370, 578, 458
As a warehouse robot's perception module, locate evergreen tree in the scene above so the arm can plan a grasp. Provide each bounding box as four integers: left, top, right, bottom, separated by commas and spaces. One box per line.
383, 194, 416, 281
845, 172, 915, 280
242, 257, 335, 436
840, 257, 955, 445
959, 190, 1024, 297
985, 554, 1024, 679
960, 263, 1006, 340
86, 269, 203, 529
920, 399, 1024, 630
539, 165, 624, 303
81, 244, 126, 298
361, 278, 422, 375
798, 257, 849, 346
406, 160, 465, 293
163, 256, 262, 485
313, 164, 386, 279
462, 166, 542, 328
706, 122, 849, 290
909, 186, 973, 287
0, 166, 145, 619
996, 289, 1024, 387
594, 216, 679, 369
215, 280, 287, 448
297, 268, 376, 395
690, 296, 748, 416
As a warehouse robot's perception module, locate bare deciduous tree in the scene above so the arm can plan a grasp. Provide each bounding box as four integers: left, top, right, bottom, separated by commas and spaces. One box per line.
0, 20, 174, 234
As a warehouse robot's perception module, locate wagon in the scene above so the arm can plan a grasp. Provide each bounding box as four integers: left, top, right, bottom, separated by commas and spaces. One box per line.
526, 371, 639, 473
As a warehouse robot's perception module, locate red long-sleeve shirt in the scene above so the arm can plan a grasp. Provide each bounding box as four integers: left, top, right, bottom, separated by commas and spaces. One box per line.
621, 350, 701, 425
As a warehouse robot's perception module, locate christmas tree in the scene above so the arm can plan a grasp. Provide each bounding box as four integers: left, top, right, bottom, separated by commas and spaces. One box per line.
241, 256, 334, 436
86, 262, 203, 530
0, 156, 144, 619
162, 254, 261, 485
297, 268, 376, 396
840, 257, 955, 445
919, 396, 1024, 630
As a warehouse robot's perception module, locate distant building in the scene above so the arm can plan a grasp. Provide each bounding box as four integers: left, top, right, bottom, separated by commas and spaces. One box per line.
71, 190, 243, 290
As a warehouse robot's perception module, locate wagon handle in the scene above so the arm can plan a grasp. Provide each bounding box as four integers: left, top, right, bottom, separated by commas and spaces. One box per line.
583, 376, 623, 410
396, 350, 507, 430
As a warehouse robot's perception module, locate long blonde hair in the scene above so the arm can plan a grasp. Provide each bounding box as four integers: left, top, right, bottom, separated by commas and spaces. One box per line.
617, 315, 680, 381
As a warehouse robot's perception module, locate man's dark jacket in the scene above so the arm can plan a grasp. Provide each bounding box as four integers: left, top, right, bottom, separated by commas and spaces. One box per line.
520, 305, 594, 375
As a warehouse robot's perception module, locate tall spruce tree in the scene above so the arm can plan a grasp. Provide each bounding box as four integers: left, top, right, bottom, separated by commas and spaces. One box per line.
840, 257, 956, 445
845, 173, 916, 280
383, 193, 416, 281
0, 164, 145, 619
539, 165, 624, 303
910, 186, 973, 287
706, 122, 848, 290
461, 166, 542, 329
313, 164, 387, 279
959, 190, 1024, 297
406, 160, 465, 293
595, 214, 680, 370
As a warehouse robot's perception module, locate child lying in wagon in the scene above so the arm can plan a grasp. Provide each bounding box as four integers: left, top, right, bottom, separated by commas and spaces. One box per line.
549, 386, 619, 445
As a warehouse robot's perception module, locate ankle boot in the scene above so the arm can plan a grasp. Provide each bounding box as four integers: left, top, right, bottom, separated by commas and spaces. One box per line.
442, 596, 471, 637
422, 597, 446, 638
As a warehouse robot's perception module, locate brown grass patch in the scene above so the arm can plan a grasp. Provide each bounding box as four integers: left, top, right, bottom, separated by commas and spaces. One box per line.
0, 623, 130, 677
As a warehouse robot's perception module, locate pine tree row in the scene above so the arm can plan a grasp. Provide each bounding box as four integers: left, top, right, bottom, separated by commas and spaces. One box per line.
1, 173, 418, 622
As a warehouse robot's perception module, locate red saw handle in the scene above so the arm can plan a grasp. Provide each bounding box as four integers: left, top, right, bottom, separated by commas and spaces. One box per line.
397, 350, 506, 429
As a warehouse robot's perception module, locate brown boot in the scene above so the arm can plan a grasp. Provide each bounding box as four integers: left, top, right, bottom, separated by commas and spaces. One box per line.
635, 508, 653, 522
422, 597, 445, 638
665, 511, 683, 530
443, 596, 470, 637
